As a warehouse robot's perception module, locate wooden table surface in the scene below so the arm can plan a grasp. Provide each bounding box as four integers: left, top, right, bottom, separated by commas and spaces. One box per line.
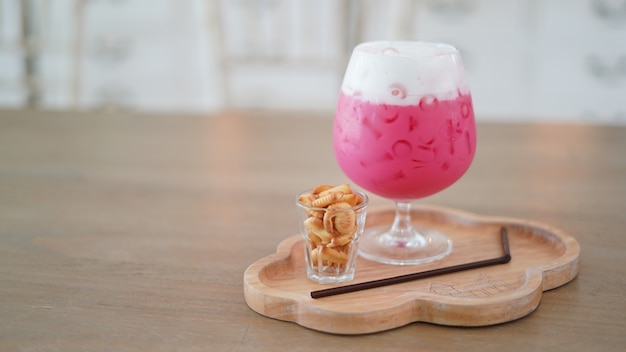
1, 108, 624, 351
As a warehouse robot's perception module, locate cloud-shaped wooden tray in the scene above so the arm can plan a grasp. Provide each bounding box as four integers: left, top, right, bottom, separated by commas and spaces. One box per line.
244, 205, 580, 334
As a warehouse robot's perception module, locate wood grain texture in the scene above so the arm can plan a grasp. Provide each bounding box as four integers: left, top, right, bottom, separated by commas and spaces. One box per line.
244, 206, 580, 334
0, 108, 625, 350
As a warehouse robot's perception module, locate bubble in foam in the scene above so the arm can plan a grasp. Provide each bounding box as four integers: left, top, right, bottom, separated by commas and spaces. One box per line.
381, 47, 400, 55
389, 83, 407, 99
419, 95, 439, 111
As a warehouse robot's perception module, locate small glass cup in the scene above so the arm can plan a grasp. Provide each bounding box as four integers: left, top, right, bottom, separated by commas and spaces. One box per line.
295, 189, 369, 284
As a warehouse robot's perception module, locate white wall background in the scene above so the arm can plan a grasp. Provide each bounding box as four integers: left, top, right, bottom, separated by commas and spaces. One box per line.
1, 0, 625, 124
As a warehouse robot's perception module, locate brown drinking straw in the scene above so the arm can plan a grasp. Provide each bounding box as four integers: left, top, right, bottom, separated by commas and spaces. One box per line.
311, 227, 512, 299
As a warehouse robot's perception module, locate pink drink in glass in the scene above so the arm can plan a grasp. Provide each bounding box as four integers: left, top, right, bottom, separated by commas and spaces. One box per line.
333, 41, 475, 265
334, 91, 476, 201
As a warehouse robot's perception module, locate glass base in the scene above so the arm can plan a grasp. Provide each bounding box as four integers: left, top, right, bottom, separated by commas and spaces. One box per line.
305, 266, 356, 284
358, 225, 453, 265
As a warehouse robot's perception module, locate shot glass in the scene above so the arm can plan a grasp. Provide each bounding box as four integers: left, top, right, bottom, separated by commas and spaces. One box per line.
295, 188, 368, 284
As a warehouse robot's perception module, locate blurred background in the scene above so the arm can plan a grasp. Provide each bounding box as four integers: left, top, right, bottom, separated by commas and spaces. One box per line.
0, 0, 625, 124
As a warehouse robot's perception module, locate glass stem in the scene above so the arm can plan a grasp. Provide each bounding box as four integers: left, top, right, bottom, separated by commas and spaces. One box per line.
390, 201, 415, 239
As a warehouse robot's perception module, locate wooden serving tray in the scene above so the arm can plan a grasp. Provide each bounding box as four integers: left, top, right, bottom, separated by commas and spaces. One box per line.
243, 205, 580, 334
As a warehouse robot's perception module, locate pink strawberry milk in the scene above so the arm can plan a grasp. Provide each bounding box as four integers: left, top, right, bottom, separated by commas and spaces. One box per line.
334, 41, 476, 201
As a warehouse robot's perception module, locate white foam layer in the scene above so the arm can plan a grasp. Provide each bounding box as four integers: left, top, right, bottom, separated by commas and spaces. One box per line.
341, 41, 470, 105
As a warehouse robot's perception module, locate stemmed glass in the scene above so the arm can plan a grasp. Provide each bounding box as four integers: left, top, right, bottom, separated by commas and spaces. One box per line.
333, 41, 476, 265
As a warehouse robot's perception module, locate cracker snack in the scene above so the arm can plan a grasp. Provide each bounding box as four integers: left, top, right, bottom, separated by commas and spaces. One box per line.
297, 184, 366, 270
